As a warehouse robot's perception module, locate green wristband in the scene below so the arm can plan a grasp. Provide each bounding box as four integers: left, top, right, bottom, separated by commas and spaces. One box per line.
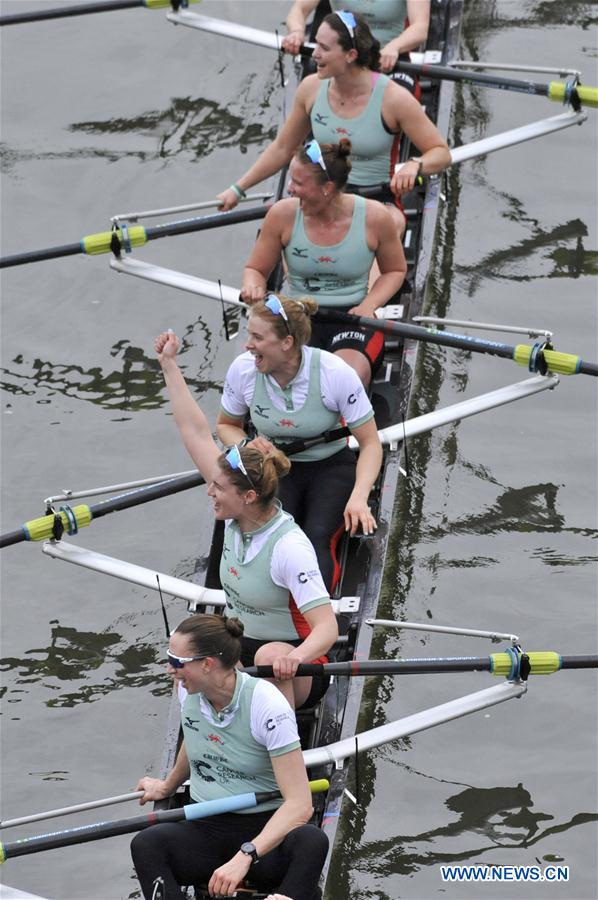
230, 183, 247, 200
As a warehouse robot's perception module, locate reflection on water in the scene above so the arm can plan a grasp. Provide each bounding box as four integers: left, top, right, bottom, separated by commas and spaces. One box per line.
426, 482, 568, 537
0, 319, 221, 411
454, 218, 596, 294
2, 80, 280, 173
0, 621, 170, 708
70, 90, 279, 161
463, 1, 597, 30
350, 781, 598, 878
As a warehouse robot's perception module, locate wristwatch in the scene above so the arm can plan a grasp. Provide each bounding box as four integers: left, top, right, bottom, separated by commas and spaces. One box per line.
240, 841, 259, 864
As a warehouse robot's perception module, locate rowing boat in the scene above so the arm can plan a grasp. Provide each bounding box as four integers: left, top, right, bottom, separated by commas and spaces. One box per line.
148, 0, 496, 893
0, 3, 596, 896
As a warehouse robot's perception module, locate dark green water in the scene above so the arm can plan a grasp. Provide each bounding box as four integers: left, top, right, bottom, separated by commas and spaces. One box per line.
1, 2, 596, 898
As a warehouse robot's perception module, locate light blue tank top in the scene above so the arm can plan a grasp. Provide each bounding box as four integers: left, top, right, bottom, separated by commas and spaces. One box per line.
311, 73, 398, 186
250, 348, 345, 462
330, 0, 408, 47
182, 671, 298, 812
283, 195, 373, 308
220, 505, 325, 640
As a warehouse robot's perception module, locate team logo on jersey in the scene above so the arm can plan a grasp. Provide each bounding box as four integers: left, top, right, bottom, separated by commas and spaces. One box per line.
298, 568, 320, 584
335, 126, 351, 136
207, 733, 224, 745
229, 566, 240, 579
278, 418, 298, 428
184, 716, 202, 732
347, 393, 357, 404
291, 246, 308, 258
302, 278, 322, 292
314, 255, 337, 264
192, 760, 216, 783
265, 718, 277, 731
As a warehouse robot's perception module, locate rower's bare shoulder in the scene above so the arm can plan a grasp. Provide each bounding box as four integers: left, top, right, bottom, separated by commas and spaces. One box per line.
296, 74, 320, 109
364, 198, 396, 229
382, 77, 421, 116
266, 198, 298, 229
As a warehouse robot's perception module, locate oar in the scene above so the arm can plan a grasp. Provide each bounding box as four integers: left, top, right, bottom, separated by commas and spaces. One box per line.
313, 308, 598, 377
1, 792, 144, 829
395, 60, 598, 110
0, 423, 360, 549
245, 653, 598, 679
1, 107, 584, 271
0, 471, 205, 550
0, 202, 271, 269
0, 780, 329, 862
0, 0, 200, 27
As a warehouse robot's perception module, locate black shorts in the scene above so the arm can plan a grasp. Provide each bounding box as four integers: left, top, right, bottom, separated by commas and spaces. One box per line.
241, 636, 331, 710
310, 316, 385, 377
346, 180, 406, 217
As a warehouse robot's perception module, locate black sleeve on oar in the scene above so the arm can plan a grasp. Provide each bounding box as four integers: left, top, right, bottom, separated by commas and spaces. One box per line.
89, 472, 205, 521
0, 242, 83, 269
0, 0, 141, 27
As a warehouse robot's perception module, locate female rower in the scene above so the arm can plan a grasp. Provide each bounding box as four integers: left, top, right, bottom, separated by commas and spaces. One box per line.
155, 330, 338, 709
218, 10, 450, 236
216, 293, 383, 591
131, 613, 328, 900
284, 0, 430, 87
240, 139, 405, 388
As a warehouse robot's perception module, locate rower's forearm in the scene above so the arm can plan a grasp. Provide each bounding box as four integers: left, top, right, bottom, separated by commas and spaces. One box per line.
366, 270, 406, 309
388, 22, 428, 56
164, 743, 190, 794
160, 358, 213, 453
216, 422, 248, 447
242, 266, 267, 294
286, 6, 306, 35
236, 142, 293, 195
289, 619, 339, 665
419, 145, 451, 175
352, 442, 383, 501
251, 797, 313, 858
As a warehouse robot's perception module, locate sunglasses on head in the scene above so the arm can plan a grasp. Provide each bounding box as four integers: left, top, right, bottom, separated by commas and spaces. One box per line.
304, 139, 328, 177
167, 650, 221, 669
265, 293, 291, 335
225, 444, 256, 491
336, 10, 357, 45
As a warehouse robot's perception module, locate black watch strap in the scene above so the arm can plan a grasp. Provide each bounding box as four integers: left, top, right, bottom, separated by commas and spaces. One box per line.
240, 841, 259, 864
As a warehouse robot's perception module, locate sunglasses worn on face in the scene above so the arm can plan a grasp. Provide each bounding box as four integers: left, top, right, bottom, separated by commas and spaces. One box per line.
304, 139, 328, 176
168, 651, 206, 669
265, 293, 291, 335
225, 444, 256, 491
336, 10, 357, 45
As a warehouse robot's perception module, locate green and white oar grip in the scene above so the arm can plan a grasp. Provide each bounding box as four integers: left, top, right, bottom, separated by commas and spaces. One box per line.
514, 344, 582, 375
548, 81, 598, 109
491, 651, 562, 676
81, 226, 147, 256
23, 505, 92, 541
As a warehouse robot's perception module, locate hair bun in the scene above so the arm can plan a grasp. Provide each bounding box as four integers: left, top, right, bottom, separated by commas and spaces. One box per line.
337, 138, 352, 158
224, 616, 244, 639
